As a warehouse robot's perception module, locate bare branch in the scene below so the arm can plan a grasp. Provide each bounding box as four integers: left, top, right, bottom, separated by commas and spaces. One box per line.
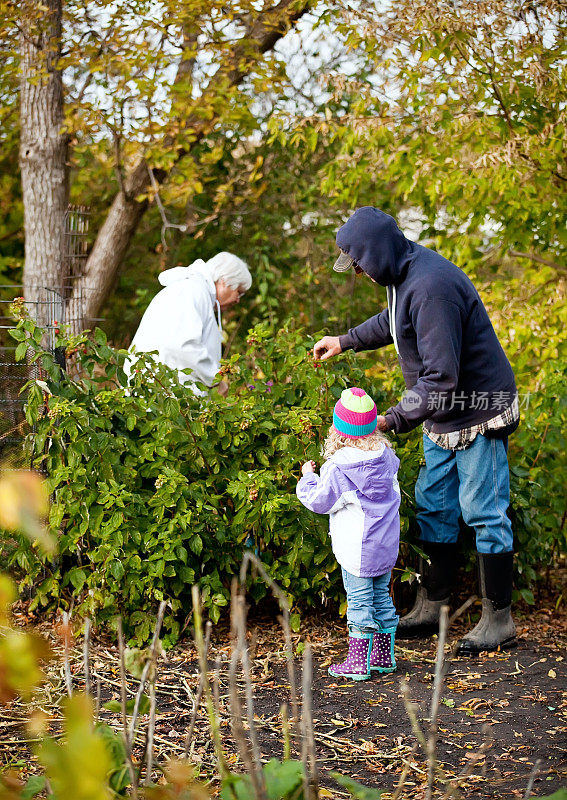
240, 552, 300, 743
183, 621, 212, 756
72, 0, 312, 322
82, 618, 91, 696
509, 250, 566, 275
117, 619, 138, 796
300, 644, 318, 800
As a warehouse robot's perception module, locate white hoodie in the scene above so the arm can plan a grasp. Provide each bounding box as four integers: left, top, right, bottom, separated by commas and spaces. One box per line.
126, 260, 222, 391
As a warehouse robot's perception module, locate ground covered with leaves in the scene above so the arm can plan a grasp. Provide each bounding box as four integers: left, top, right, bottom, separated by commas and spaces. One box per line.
3, 594, 566, 799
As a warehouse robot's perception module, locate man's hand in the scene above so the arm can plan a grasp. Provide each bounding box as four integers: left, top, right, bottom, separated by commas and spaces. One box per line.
301, 460, 317, 475
313, 336, 342, 361
376, 415, 391, 432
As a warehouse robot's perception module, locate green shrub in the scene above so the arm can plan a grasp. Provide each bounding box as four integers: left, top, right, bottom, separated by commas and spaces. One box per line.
3, 317, 422, 644
3, 313, 564, 644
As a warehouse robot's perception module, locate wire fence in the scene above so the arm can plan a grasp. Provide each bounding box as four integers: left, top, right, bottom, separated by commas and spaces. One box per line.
0, 288, 63, 466
0, 206, 92, 466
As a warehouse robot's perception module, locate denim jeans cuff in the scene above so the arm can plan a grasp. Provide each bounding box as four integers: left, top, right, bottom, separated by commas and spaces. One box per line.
348, 625, 374, 637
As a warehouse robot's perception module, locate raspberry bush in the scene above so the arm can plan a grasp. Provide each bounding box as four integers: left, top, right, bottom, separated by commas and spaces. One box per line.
4, 316, 421, 644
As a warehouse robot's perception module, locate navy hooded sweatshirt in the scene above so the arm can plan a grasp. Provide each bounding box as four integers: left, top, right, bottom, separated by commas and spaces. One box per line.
337, 207, 517, 435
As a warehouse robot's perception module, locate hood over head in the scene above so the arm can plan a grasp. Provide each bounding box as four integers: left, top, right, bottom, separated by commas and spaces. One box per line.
335, 207, 415, 286
330, 446, 399, 501
158, 259, 209, 288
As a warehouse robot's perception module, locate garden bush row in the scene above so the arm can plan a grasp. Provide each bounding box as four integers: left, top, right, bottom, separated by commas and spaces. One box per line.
2, 314, 564, 644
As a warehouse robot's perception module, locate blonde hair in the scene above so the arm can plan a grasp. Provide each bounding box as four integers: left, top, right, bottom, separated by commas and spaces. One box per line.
323, 426, 391, 459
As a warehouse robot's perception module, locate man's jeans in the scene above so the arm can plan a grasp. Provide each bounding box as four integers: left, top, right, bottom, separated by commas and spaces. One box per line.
415, 433, 513, 554
341, 568, 399, 632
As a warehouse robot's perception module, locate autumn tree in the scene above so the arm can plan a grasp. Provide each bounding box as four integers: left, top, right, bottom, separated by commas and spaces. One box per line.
286, 0, 566, 263
276, 0, 566, 384
7, 0, 316, 323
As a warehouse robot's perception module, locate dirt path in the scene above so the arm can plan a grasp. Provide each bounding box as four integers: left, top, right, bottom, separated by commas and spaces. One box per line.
146, 605, 566, 798
235, 608, 567, 798
3, 604, 566, 798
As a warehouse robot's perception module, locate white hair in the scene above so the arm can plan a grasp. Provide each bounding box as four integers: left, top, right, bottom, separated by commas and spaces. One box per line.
205, 252, 252, 291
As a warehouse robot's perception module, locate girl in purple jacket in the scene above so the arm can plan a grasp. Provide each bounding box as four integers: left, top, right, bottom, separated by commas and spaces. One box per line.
297, 387, 401, 681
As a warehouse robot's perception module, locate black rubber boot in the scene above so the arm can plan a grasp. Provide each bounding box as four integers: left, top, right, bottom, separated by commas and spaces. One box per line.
397, 542, 459, 639
457, 552, 517, 655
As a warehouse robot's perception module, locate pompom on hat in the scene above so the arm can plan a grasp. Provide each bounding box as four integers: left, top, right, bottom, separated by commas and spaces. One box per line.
333, 387, 378, 439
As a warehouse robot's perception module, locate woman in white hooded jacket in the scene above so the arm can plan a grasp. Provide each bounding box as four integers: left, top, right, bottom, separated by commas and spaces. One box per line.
126, 252, 252, 393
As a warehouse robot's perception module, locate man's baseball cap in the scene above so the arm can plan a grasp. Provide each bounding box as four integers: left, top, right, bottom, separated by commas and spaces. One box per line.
333, 250, 356, 272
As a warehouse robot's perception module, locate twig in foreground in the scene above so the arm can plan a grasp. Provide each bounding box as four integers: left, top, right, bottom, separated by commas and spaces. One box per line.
426, 605, 449, 800
240, 551, 300, 745
300, 644, 319, 800
117, 618, 137, 797
234, 589, 267, 800
143, 600, 167, 787
191, 586, 230, 782
523, 759, 541, 800
183, 621, 212, 757
61, 611, 73, 698
83, 618, 91, 697
391, 743, 418, 800
228, 581, 261, 793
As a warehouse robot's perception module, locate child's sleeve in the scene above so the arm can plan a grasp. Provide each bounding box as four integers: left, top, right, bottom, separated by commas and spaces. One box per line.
296, 464, 346, 515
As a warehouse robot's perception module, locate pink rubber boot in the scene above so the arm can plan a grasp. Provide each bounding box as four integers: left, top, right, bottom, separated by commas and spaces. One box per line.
328, 630, 373, 681
369, 627, 396, 673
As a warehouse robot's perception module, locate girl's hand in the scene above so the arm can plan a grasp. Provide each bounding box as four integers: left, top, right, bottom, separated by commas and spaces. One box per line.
301, 460, 316, 475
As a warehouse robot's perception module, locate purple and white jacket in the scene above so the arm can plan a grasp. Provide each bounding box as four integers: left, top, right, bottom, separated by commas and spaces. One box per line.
296, 444, 400, 578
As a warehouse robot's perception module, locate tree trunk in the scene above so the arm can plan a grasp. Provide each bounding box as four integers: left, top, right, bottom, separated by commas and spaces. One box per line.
76, 160, 151, 326
19, 0, 68, 326
72, 0, 311, 326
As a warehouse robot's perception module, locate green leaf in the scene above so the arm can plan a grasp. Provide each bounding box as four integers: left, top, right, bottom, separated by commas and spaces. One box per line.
331, 772, 385, 799
289, 612, 301, 633
263, 759, 304, 799
68, 568, 87, 591
124, 647, 149, 679
15, 341, 29, 361
103, 693, 151, 716
221, 759, 304, 800
109, 560, 125, 581
212, 592, 228, 606
95, 722, 131, 793
22, 775, 47, 799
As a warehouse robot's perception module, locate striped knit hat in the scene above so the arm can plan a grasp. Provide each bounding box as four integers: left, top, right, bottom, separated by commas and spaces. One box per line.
332, 387, 378, 439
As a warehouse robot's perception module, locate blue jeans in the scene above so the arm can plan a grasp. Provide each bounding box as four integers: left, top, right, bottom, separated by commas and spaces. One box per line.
341, 568, 399, 632
415, 433, 513, 554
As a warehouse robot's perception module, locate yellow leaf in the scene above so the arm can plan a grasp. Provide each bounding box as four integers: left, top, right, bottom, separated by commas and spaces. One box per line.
0, 471, 54, 554
548, 669, 556, 678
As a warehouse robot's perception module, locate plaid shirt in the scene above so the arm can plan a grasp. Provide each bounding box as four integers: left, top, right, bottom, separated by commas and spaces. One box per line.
423, 394, 519, 451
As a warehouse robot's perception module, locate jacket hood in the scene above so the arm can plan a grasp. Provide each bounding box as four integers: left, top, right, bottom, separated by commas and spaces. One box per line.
336, 207, 415, 286
330, 445, 399, 500
158, 260, 216, 298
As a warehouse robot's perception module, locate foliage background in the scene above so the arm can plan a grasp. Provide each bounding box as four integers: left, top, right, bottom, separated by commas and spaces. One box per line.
1, 305, 564, 644
0, 0, 565, 639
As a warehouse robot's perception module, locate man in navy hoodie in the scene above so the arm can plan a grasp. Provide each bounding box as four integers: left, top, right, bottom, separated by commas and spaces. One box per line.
314, 207, 519, 654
